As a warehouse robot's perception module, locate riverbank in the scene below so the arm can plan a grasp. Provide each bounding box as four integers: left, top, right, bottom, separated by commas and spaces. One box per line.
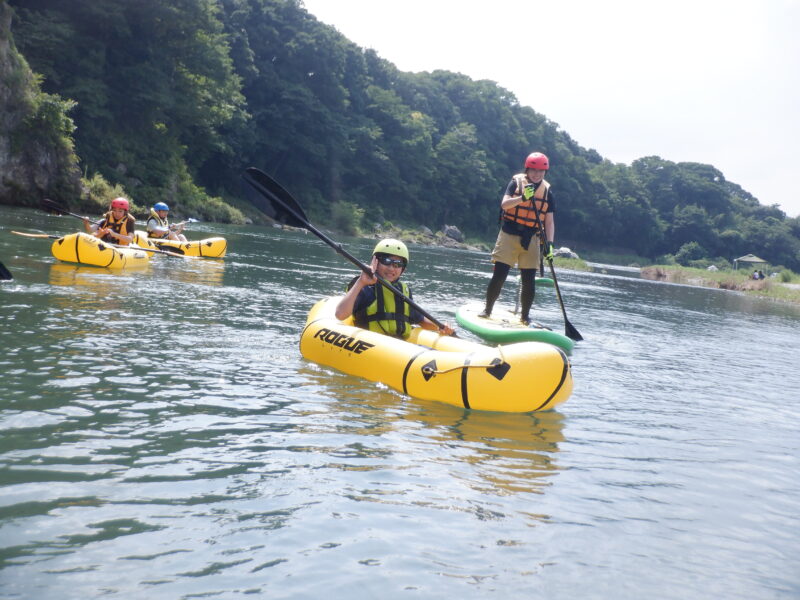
641, 265, 800, 304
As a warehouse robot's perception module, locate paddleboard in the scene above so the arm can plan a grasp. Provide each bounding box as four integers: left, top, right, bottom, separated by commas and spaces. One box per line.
456, 303, 574, 353
535, 276, 554, 287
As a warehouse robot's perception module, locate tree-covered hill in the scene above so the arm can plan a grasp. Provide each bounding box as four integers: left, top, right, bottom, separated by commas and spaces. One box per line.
5, 0, 799, 270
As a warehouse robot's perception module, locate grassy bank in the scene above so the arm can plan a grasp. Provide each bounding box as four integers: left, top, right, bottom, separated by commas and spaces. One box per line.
641, 265, 800, 304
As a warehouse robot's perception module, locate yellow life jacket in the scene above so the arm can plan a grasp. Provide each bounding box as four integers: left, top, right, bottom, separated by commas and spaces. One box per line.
146, 208, 170, 239
354, 280, 413, 339
502, 174, 551, 231
100, 212, 134, 245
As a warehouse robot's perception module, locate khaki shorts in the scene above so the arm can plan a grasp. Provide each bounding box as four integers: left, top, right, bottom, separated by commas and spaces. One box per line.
491, 229, 541, 269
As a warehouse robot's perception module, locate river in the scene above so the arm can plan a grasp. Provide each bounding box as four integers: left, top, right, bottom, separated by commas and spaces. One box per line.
1, 205, 799, 599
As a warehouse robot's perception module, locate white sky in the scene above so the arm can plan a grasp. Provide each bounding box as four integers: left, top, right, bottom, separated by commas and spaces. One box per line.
301, 0, 800, 217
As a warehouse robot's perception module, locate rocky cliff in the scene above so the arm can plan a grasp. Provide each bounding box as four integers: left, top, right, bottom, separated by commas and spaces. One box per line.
0, 0, 81, 206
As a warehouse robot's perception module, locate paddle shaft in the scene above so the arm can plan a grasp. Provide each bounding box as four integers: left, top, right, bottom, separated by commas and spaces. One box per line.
528, 190, 583, 341
42, 199, 87, 221
243, 170, 450, 331
12, 231, 59, 239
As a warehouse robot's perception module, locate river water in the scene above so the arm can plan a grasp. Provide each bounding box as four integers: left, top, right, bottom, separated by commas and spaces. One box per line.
1, 205, 799, 599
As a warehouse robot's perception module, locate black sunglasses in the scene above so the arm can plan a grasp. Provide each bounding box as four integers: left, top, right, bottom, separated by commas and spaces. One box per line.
376, 255, 405, 268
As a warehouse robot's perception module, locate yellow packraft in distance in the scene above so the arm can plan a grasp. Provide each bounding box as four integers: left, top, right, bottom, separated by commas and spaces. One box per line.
51, 232, 150, 269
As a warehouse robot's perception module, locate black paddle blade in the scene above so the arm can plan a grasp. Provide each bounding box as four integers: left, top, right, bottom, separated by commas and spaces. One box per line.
242, 168, 309, 229
41, 198, 86, 221
565, 320, 583, 341
41, 197, 67, 215
0, 260, 12, 281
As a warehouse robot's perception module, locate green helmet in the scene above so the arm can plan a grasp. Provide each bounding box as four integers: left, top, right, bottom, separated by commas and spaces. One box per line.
373, 238, 409, 263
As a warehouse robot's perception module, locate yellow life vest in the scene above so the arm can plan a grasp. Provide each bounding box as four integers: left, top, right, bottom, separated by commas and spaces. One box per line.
100, 212, 134, 245
354, 280, 413, 339
146, 208, 170, 239
502, 174, 551, 231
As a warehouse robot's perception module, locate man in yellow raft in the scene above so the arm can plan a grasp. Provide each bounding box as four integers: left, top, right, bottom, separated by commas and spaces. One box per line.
146, 202, 187, 241
335, 239, 455, 338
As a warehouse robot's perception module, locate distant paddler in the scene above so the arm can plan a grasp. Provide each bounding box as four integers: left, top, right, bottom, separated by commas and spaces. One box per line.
83, 197, 135, 246
146, 202, 187, 242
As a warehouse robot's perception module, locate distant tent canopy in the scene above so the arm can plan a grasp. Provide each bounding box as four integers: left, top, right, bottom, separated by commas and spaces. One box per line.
733, 254, 768, 270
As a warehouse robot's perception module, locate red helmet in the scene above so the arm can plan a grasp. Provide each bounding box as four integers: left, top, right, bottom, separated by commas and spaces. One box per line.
525, 152, 549, 170
110, 197, 129, 211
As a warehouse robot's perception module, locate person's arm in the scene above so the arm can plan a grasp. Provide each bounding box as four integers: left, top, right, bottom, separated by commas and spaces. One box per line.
544, 211, 555, 244
419, 316, 455, 336
335, 258, 377, 321
112, 231, 133, 244
500, 178, 524, 210
408, 289, 455, 336
84, 218, 99, 234
501, 194, 525, 210
109, 217, 134, 244
148, 220, 170, 237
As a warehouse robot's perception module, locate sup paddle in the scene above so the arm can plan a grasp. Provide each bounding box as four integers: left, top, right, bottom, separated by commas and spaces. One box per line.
527, 189, 583, 342
242, 167, 453, 334
11, 230, 187, 258
0, 260, 12, 281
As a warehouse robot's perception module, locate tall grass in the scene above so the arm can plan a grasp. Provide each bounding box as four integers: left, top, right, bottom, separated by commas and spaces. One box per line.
641, 265, 800, 303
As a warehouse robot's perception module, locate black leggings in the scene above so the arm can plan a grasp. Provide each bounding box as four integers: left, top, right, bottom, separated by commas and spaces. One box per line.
485, 263, 536, 318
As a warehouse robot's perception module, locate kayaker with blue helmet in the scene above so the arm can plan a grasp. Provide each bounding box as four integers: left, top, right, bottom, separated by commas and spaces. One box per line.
335, 238, 455, 339
146, 202, 187, 241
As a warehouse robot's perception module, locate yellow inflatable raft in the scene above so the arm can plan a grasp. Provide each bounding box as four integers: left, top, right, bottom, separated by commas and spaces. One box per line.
133, 232, 227, 257
300, 297, 573, 413
51, 232, 150, 269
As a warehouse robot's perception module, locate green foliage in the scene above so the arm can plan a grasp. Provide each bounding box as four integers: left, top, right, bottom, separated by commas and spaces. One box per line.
674, 241, 708, 266
1, 6, 81, 207
11, 0, 246, 211
14, 88, 76, 157
7, 0, 799, 272
330, 201, 364, 236
81, 172, 130, 212
552, 257, 591, 272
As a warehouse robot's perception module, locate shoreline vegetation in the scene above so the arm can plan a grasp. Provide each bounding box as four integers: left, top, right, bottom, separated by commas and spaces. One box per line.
640, 265, 800, 304
363, 224, 800, 305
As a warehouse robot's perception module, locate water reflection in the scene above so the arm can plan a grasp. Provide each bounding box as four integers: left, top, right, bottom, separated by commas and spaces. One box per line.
49, 262, 119, 286
298, 366, 565, 497
402, 403, 565, 496
158, 257, 226, 287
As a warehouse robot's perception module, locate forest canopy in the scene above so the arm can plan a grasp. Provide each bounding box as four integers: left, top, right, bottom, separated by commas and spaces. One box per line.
6, 0, 800, 270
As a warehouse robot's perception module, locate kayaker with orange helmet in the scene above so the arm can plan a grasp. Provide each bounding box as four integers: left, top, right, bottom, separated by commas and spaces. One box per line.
479, 151, 556, 325
83, 197, 136, 246
335, 238, 455, 339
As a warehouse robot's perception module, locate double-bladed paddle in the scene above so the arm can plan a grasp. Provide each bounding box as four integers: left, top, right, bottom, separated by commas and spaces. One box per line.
242, 167, 452, 333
